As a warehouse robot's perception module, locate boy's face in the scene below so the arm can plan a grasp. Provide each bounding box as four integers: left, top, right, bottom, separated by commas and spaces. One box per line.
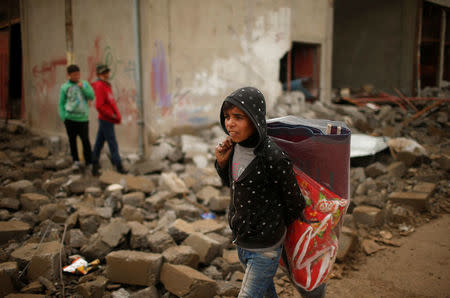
68, 71, 80, 83
224, 106, 256, 143
99, 71, 110, 81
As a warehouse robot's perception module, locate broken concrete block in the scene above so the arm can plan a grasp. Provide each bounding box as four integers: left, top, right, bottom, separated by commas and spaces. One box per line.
354, 178, 376, 196
38, 203, 68, 223
361, 239, 385, 255
67, 229, 87, 248
42, 177, 66, 195
191, 219, 226, 234
147, 230, 176, 253
165, 199, 202, 219
160, 172, 189, 194
125, 175, 155, 194
20, 280, 43, 294
195, 186, 220, 204
388, 192, 428, 211
412, 182, 436, 194
20, 193, 50, 212
222, 249, 239, 265
202, 265, 223, 280
80, 233, 112, 261
0, 221, 30, 244
6, 294, 46, 298
120, 205, 144, 223
0, 262, 18, 297
127, 221, 149, 249
66, 175, 95, 194
182, 232, 222, 264
79, 215, 100, 235
337, 226, 358, 261
77, 275, 108, 298
364, 162, 387, 178
206, 232, 231, 251
122, 191, 145, 207
98, 218, 130, 247
209, 195, 230, 212
160, 263, 217, 298
387, 137, 427, 166
10, 241, 62, 281
85, 186, 102, 197
168, 219, 196, 243
106, 250, 163, 286
111, 288, 130, 298
2, 180, 35, 198
386, 161, 406, 178
94, 207, 113, 219
162, 245, 200, 268
0, 197, 20, 210
144, 191, 172, 212
99, 170, 125, 186
352, 205, 383, 227
30, 146, 49, 159
129, 286, 159, 298
216, 280, 240, 297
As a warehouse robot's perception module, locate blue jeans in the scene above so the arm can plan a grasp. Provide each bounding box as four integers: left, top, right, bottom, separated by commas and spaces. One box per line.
237, 246, 282, 298
92, 119, 122, 166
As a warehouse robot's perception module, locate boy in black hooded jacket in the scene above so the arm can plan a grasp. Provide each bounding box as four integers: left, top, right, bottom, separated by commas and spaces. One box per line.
215, 87, 306, 297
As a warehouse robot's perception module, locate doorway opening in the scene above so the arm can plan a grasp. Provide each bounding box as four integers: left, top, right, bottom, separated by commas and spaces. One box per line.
279, 42, 320, 101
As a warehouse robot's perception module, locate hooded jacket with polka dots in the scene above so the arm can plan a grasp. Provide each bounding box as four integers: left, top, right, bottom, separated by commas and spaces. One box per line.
216, 87, 306, 250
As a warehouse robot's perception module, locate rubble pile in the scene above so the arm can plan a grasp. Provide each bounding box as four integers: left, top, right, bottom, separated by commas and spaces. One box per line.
0, 94, 448, 297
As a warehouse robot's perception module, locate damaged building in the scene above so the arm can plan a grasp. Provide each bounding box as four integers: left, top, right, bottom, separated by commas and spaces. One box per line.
0, 0, 334, 155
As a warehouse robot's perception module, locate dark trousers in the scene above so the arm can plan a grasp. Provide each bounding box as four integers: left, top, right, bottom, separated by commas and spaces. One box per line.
64, 119, 92, 164
92, 119, 122, 167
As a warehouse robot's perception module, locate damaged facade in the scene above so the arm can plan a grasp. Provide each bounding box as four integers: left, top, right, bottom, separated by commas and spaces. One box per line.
333, 0, 450, 97
0, 0, 333, 154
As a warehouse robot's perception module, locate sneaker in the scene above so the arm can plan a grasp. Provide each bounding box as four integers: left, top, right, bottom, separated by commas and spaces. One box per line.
116, 164, 128, 174
92, 163, 100, 176
71, 161, 81, 170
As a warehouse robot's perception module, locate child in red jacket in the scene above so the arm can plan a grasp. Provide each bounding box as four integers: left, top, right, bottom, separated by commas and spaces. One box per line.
91, 64, 127, 175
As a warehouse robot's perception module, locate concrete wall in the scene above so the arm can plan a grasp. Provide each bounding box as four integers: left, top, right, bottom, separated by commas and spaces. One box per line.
21, 0, 333, 154
332, 0, 418, 95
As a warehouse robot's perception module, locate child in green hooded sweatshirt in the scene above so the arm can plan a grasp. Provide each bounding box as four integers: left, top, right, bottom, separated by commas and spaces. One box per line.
58, 64, 95, 169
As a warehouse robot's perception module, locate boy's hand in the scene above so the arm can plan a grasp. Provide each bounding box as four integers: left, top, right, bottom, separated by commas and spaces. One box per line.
215, 136, 233, 168
77, 81, 83, 88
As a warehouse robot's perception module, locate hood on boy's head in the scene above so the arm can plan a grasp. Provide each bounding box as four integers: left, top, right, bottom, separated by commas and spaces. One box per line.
220, 87, 267, 146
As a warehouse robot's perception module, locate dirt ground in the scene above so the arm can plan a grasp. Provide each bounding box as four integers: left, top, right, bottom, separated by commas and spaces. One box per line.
280, 214, 450, 298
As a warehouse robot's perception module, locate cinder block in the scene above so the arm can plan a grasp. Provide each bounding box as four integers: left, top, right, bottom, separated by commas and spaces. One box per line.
160, 263, 217, 298
20, 193, 50, 212
182, 232, 222, 264
352, 205, 384, 227
388, 192, 428, 211
162, 245, 199, 268
106, 250, 163, 286
0, 262, 18, 297
168, 219, 195, 243
0, 221, 30, 244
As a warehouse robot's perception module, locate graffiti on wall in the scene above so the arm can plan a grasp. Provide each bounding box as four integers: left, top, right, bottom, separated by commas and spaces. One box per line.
31, 57, 67, 126
151, 41, 203, 123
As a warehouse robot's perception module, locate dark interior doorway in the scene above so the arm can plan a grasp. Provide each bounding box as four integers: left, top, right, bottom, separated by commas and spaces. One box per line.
9, 23, 22, 119
279, 42, 320, 101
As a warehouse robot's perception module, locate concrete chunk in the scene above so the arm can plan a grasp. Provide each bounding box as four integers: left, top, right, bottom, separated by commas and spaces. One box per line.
122, 191, 145, 207
364, 162, 387, 178
209, 196, 230, 212
98, 218, 130, 248
337, 226, 358, 261
2, 180, 35, 198
160, 263, 217, 298
127, 221, 149, 249
191, 219, 226, 234
412, 182, 436, 194
77, 276, 108, 298
352, 205, 384, 227
106, 250, 163, 286
162, 245, 200, 268
0, 221, 30, 244
0, 198, 20, 210
388, 192, 428, 211
20, 193, 50, 212
168, 219, 196, 243
0, 262, 18, 297
147, 230, 176, 253
182, 232, 222, 264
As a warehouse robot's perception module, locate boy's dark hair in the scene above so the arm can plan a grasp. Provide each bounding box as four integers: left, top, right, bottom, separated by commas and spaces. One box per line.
222, 101, 235, 112
67, 64, 80, 74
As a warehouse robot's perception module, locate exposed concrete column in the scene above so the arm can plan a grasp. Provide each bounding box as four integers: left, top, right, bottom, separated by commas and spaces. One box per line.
65, 0, 74, 64
437, 9, 446, 89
